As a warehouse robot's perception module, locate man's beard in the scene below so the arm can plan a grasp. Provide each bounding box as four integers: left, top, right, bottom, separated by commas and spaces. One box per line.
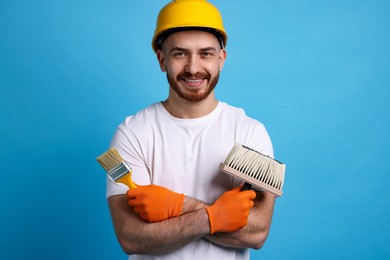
167, 71, 219, 102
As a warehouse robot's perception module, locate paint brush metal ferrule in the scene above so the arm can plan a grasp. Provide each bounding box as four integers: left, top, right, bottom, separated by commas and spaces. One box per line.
108, 161, 132, 182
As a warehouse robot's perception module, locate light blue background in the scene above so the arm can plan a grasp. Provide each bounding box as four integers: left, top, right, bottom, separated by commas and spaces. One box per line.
1, 0, 389, 259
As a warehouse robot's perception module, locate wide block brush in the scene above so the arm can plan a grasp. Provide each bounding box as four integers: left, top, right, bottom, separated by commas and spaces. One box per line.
219, 144, 286, 196
96, 147, 137, 189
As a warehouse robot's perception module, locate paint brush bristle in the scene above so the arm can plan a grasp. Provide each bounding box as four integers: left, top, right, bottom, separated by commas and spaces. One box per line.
96, 147, 124, 172
220, 144, 286, 196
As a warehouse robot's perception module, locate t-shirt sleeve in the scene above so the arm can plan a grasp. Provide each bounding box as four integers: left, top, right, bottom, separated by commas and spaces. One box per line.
250, 122, 274, 158
238, 118, 274, 159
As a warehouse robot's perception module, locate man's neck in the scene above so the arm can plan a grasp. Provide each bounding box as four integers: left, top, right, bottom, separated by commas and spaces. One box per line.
162, 92, 218, 119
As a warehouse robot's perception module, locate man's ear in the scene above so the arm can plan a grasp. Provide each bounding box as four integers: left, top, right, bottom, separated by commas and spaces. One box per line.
157, 50, 166, 72
218, 49, 227, 71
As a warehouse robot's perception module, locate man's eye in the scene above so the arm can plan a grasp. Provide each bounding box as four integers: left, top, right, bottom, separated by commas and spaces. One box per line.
201, 52, 214, 58
174, 52, 186, 57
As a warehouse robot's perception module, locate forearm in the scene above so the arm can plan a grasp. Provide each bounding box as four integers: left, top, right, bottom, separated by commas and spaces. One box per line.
176, 191, 276, 250
181, 196, 208, 214
108, 194, 210, 255
204, 210, 268, 249
205, 191, 276, 250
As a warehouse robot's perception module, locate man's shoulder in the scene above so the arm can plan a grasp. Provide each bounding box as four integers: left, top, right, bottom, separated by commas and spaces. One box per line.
123, 102, 161, 122
220, 101, 265, 128
220, 101, 257, 121
114, 103, 163, 134
220, 101, 246, 115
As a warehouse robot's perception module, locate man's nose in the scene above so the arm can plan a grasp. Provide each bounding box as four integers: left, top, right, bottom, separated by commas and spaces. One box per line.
185, 55, 201, 75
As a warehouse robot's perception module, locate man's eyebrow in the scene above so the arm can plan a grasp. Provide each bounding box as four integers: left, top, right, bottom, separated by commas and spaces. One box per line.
169, 47, 188, 53
200, 47, 217, 52
169, 47, 218, 53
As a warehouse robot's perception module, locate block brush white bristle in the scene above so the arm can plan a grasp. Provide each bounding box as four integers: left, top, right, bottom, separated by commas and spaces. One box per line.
219, 144, 286, 196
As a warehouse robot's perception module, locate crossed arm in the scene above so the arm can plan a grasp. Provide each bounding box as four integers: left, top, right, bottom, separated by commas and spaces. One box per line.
204, 191, 275, 249
108, 188, 276, 255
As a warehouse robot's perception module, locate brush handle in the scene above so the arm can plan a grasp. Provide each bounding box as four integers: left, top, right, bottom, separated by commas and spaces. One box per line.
241, 182, 252, 191
117, 172, 137, 189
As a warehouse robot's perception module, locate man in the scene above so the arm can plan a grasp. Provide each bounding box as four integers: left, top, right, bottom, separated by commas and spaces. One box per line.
106, 0, 277, 259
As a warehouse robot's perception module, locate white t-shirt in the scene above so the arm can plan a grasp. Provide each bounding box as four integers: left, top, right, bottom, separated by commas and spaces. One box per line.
107, 101, 274, 260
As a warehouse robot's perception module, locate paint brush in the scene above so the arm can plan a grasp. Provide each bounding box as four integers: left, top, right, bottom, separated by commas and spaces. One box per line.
96, 147, 137, 189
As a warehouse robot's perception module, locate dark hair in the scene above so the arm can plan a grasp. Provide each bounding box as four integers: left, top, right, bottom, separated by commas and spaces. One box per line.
155, 27, 225, 51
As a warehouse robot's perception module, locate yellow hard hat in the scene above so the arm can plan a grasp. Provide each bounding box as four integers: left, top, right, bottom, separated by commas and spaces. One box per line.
152, 0, 228, 52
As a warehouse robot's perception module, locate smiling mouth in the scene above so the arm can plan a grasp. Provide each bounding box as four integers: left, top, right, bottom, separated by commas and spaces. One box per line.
178, 72, 210, 88
181, 78, 205, 87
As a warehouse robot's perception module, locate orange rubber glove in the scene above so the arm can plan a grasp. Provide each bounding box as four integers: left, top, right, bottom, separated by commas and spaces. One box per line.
205, 185, 256, 234
127, 184, 184, 223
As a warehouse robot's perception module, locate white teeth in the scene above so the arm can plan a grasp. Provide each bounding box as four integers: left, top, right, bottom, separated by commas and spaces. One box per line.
185, 79, 202, 83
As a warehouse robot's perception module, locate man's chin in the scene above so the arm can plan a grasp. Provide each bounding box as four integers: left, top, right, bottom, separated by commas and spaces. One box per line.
177, 91, 211, 102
